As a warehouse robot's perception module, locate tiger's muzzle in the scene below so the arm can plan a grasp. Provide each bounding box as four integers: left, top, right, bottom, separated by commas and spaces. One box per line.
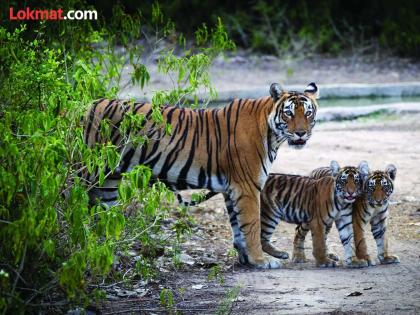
288, 131, 309, 148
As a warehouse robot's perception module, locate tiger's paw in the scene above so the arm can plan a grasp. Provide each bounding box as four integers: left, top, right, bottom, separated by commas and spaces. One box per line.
316, 258, 338, 268
379, 254, 400, 265
344, 257, 369, 269
292, 251, 307, 263
262, 242, 289, 259
238, 251, 283, 269
247, 256, 283, 269
327, 252, 340, 262
359, 255, 376, 266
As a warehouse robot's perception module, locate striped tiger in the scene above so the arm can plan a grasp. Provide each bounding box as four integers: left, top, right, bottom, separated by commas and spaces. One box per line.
353, 164, 399, 266
260, 161, 368, 268
83, 82, 319, 269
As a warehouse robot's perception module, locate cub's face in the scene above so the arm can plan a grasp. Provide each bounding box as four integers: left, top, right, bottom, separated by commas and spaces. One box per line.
330, 161, 365, 203
365, 165, 396, 207
269, 82, 318, 149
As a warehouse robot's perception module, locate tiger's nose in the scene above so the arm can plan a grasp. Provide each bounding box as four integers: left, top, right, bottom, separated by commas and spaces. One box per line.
295, 131, 306, 137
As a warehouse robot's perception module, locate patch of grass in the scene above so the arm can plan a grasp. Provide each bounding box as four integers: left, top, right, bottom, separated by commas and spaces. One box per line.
216, 285, 242, 315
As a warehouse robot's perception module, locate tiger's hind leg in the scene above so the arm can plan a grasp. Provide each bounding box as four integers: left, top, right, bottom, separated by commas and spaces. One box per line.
353, 201, 376, 266
224, 193, 281, 269
292, 222, 337, 263
260, 199, 289, 259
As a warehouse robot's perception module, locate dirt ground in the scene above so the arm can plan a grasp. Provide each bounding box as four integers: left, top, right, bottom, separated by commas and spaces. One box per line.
100, 112, 420, 314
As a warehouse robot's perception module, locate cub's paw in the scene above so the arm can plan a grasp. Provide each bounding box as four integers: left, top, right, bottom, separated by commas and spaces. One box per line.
316, 258, 338, 268
292, 251, 307, 263
262, 243, 289, 259
344, 257, 369, 269
360, 255, 377, 266
327, 252, 340, 262
379, 254, 400, 265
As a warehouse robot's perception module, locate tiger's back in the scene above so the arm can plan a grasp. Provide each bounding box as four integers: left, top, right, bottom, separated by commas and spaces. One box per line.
260, 174, 335, 226
84, 98, 277, 200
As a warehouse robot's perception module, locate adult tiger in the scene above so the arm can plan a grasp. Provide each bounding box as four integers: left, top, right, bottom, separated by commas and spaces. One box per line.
260, 161, 368, 268
353, 164, 399, 265
83, 82, 319, 269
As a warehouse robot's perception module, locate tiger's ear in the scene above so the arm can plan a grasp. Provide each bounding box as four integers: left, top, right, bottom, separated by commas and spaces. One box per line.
270, 83, 283, 102
330, 160, 340, 176
358, 160, 370, 181
304, 82, 319, 99
385, 164, 397, 181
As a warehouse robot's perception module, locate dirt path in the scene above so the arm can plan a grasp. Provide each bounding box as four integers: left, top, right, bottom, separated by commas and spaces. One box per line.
101, 113, 420, 314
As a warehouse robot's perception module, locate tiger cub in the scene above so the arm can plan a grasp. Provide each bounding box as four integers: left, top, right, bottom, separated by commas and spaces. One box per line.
260, 161, 368, 267
353, 164, 399, 265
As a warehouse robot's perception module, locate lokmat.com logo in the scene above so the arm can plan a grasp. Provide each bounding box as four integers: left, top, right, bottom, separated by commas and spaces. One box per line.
9, 7, 98, 20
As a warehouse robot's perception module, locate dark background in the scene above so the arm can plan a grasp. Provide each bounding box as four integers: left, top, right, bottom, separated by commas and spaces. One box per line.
3, 0, 420, 57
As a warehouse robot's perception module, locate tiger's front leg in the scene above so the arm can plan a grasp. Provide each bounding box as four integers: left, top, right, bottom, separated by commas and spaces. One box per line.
310, 223, 337, 268
370, 213, 400, 265
335, 214, 368, 268
353, 202, 376, 266
292, 223, 310, 263
226, 192, 281, 269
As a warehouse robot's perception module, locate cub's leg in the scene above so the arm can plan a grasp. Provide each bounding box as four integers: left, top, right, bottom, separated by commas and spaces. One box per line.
353, 201, 376, 266
260, 199, 289, 259
293, 223, 339, 263
225, 192, 281, 269
310, 221, 337, 268
335, 211, 368, 268
370, 212, 400, 264
292, 224, 310, 263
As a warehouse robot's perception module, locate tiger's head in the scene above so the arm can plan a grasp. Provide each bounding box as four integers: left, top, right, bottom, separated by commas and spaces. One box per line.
364, 164, 396, 207
331, 160, 367, 203
269, 82, 319, 149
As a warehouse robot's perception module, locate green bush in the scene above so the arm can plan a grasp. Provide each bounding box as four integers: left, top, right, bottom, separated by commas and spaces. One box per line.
0, 3, 234, 312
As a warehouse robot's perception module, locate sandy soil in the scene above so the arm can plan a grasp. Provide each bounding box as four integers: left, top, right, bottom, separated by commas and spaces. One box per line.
100, 113, 420, 314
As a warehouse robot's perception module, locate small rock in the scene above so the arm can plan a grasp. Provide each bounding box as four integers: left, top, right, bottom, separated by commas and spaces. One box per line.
191, 284, 204, 290
347, 291, 363, 297
201, 256, 218, 267
234, 296, 246, 302
179, 253, 195, 266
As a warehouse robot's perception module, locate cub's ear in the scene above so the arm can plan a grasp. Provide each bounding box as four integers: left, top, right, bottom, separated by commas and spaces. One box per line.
330, 160, 340, 176
270, 83, 283, 102
385, 164, 397, 181
304, 82, 319, 99
358, 160, 370, 181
